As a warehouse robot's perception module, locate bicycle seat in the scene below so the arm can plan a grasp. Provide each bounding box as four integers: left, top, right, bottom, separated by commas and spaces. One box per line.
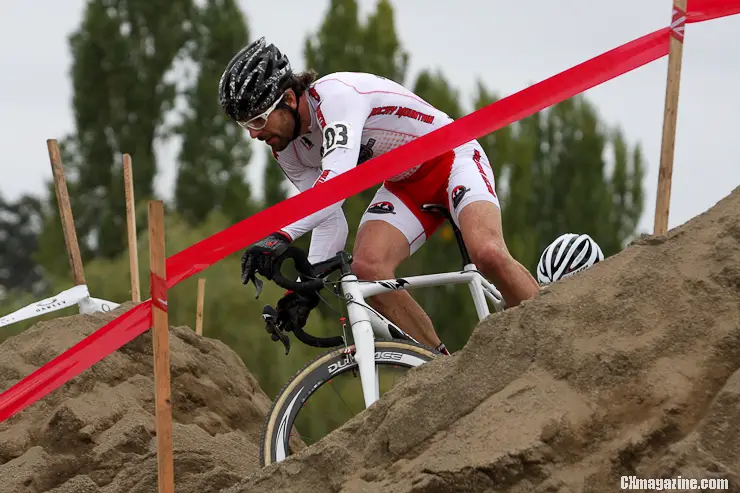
421, 203, 453, 222
421, 203, 470, 265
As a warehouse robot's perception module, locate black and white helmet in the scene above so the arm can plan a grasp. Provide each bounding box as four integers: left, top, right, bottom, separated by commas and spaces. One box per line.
536, 233, 604, 284
218, 37, 293, 122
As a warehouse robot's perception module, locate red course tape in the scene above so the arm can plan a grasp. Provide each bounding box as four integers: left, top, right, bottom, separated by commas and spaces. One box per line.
0, 1, 737, 423
687, 0, 740, 22
150, 272, 168, 312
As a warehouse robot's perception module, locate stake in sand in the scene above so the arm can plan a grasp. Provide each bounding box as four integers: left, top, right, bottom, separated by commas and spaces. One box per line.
653, 0, 687, 236
196, 278, 206, 336
148, 200, 174, 493
124, 153, 141, 302
47, 139, 86, 285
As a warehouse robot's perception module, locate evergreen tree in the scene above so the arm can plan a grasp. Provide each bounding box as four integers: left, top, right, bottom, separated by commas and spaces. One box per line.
174, 0, 256, 226
0, 194, 47, 298
412, 69, 463, 120
304, 0, 408, 83
39, 0, 196, 272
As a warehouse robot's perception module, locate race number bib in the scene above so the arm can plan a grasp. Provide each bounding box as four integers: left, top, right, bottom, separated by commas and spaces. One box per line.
322, 122, 352, 157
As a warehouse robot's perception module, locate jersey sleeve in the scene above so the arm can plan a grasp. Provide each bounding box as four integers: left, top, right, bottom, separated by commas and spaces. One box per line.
276, 149, 321, 194
280, 80, 373, 261
275, 146, 350, 264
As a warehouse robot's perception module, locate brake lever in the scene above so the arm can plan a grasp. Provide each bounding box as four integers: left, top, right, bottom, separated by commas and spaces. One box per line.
249, 273, 264, 299
262, 305, 291, 355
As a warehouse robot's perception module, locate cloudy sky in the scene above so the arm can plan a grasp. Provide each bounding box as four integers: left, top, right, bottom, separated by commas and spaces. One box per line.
1, 0, 738, 237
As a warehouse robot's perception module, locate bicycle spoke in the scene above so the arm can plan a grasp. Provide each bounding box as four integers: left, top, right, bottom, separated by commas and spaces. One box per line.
328, 377, 358, 418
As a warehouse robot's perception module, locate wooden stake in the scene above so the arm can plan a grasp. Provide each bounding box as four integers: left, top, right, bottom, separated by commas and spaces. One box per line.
148, 200, 174, 493
653, 0, 687, 236
47, 139, 86, 286
123, 153, 141, 302
195, 278, 206, 336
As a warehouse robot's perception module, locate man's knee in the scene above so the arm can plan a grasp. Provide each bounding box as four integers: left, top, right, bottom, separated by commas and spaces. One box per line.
351, 251, 394, 280
469, 239, 512, 278
457, 201, 513, 276
351, 221, 409, 280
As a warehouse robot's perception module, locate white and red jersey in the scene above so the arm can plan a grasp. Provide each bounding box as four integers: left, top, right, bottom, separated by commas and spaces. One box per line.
273, 71, 491, 263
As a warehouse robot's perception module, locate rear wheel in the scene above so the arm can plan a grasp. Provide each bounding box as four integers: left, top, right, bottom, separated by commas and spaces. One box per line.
259, 339, 438, 467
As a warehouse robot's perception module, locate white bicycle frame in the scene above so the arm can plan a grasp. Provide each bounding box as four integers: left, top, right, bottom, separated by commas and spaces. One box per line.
337, 261, 506, 409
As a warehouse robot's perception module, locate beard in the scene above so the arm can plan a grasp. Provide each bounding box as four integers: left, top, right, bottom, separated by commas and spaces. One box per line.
263, 110, 298, 152
269, 135, 292, 152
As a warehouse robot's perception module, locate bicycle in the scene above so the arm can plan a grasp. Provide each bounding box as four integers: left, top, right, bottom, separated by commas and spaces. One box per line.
254, 203, 507, 467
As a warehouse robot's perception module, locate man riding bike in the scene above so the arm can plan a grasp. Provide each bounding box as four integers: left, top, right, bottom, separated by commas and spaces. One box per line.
218, 37, 541, 355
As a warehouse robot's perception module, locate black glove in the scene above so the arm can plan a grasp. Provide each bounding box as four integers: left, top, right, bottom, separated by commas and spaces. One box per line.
241, 231, 292, 291
276, 289, 320, 331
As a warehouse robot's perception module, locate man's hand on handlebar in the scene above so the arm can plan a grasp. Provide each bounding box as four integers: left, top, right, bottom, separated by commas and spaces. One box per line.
262, 289, 320, 356
241, 231, 292, 297
242, 236, 327, 351
242, 233, 326, 298
255, 247, 348, 354
276, 290, 320, 332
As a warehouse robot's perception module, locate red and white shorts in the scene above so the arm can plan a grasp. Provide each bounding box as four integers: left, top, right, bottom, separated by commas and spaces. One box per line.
358, 140, 500, 255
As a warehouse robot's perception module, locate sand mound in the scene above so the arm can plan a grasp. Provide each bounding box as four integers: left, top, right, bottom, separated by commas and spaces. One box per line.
0, 306, 281, 493
223, 186, 740, 492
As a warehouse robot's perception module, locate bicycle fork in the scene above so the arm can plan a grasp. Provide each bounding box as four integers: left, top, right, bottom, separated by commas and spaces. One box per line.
341, 273, 380, 408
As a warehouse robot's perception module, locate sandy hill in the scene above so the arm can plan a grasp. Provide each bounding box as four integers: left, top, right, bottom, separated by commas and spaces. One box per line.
1, 186, 739, 493
225, 186, 740, 493
0, 309, 276, 493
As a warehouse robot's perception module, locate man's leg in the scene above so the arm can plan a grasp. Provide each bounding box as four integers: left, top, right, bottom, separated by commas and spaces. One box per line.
457, 201, 540, 307
447, 143, 540, 307
351, 219, 443, 349
352, 187, 446, 350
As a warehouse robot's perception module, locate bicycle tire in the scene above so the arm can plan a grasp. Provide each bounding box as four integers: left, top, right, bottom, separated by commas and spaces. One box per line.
259, 339, 438, 467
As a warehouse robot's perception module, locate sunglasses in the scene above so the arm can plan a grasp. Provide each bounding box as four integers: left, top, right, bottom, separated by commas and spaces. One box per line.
237, 92, 286, 131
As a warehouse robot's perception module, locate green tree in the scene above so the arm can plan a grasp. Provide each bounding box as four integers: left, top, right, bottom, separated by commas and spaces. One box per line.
607, 128, 645, 250
0, 194, 48, 297
412, 69, 464, 120
37, 0, 196, 275
357, 0, 409, 83
304, 0, 408, 83
174, 0, 256, 226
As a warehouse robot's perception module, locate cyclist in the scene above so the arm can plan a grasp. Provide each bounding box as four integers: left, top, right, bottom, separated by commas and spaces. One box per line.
219, 37, 541, 355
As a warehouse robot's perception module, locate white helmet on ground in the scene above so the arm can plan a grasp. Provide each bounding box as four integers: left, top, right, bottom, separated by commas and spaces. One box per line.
536, 233, 604, 285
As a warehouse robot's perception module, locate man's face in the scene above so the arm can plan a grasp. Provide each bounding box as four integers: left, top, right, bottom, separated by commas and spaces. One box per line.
247, 108, 295, 152
245, 91, 297, 152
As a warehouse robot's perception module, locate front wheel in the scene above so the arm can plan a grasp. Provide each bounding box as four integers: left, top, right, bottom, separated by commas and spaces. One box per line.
259, 339, 438, 467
